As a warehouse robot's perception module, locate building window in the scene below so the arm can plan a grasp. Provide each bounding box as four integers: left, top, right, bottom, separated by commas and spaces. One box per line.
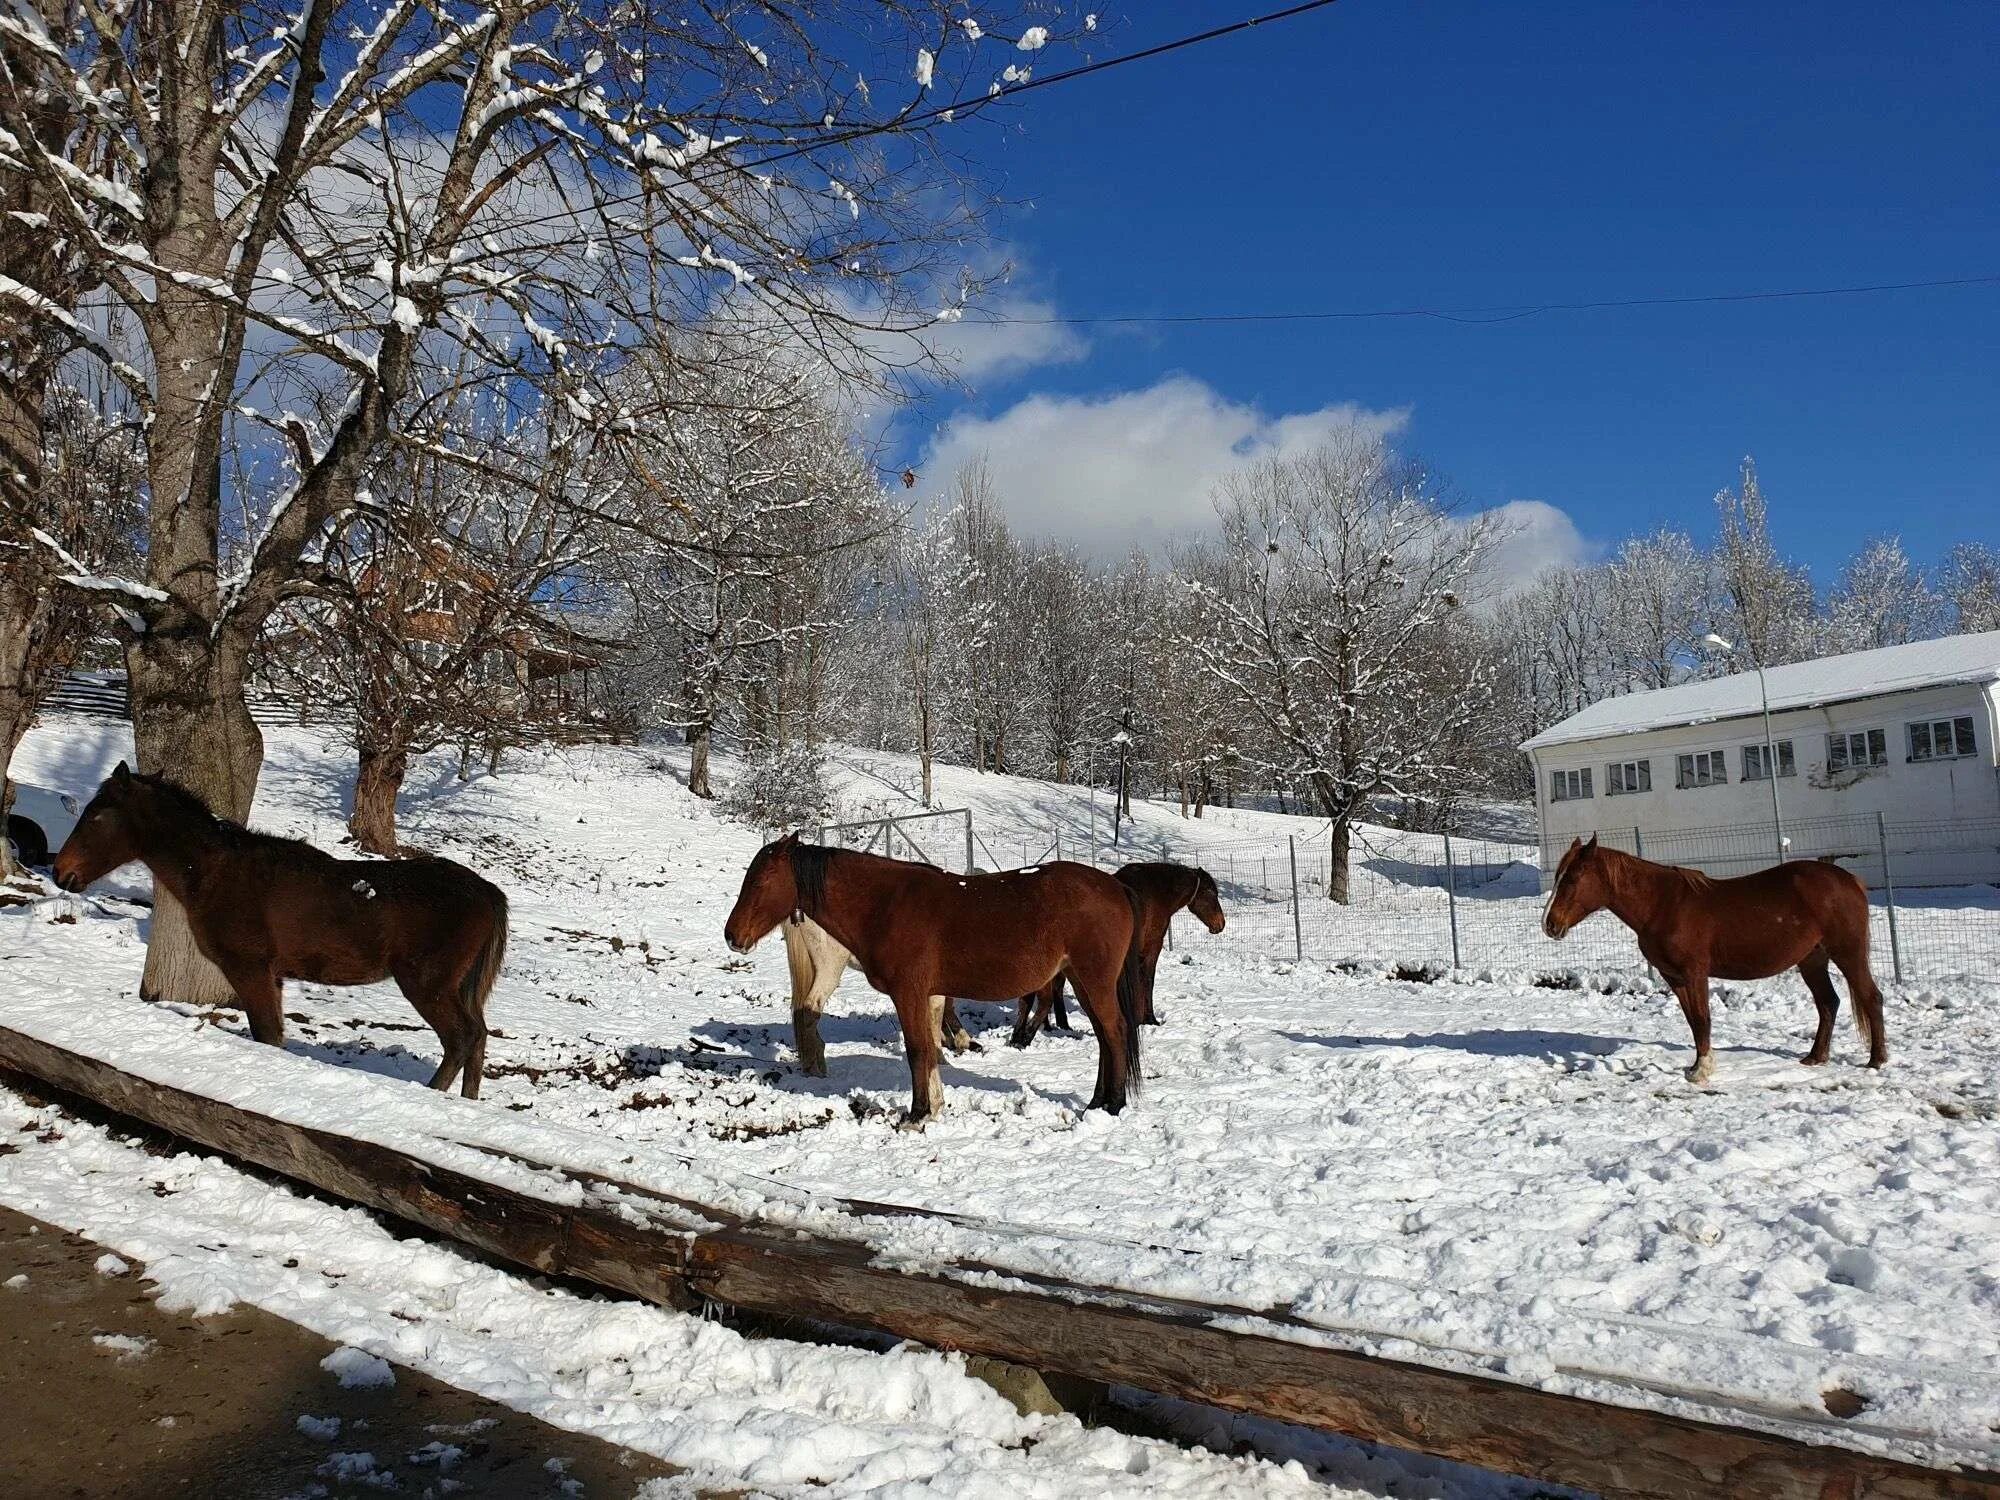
1908, 716, 1977, 762
1826, 728, 1888, 772
1742, 741, 1796, 782
1606, 759, 1650, 795
1550, 767, 1592, 802
1675, 750, 1727, 789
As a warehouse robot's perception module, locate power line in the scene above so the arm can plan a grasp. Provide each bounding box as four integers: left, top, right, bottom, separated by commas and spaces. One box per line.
492, 1, 1350, 235
958, 274, 2000, 328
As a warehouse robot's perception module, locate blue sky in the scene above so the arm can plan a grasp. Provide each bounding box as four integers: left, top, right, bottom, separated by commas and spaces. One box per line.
906, 1, 1999, 580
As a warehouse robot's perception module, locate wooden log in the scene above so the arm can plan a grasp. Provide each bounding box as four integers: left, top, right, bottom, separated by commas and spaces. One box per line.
2, 1022, 1995, 1500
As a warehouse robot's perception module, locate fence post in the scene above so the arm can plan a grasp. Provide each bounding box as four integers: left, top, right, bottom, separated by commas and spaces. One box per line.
1442, 832, 1462, 971
964, 810, 975, 873
1877, 811, 1905, 983
1055, 829, 1062, 863
1288, 836, 1303, 960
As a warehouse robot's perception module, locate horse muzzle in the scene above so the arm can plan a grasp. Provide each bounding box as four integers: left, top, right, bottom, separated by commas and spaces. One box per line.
52, 865, 85, 894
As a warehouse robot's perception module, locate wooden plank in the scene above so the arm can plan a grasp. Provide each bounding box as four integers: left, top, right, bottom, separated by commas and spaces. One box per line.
2, 1022, 1995, 1500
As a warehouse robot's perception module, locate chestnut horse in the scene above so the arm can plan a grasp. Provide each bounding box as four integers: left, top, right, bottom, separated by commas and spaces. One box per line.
54, 764, 510, 1098
1011, 861, 1225, 1048
1543, 836, 1887, 1083
726, 836, 1143, 1122
780, 914, 975, 1077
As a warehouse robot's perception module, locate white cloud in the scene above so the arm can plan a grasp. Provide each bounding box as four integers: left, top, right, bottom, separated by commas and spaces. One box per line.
1475, 499, 1596, 597
919, 375, 1410, 556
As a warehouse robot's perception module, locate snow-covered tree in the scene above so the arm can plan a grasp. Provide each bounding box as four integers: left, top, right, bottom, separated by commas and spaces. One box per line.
1940, 543, 2000, 635
1825, 535, 1945, 653
0, 0, 1084, 999
1712, 458, 1818, 667
1605, 528, 1713, 689
1181, 427, 1495, 902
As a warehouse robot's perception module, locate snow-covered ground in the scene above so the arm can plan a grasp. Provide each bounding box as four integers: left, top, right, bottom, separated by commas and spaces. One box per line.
6, 717, 2000, 1495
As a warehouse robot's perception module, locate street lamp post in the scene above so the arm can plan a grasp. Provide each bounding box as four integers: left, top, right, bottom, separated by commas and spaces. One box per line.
1704, 633, 1786, 863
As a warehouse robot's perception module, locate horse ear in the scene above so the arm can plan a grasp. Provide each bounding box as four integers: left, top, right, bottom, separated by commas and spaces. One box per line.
112, 761, 131, 783
1585, 834, 1599, 850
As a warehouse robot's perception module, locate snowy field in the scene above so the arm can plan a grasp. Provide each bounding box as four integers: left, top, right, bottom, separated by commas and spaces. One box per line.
7, 718, 2000, 1495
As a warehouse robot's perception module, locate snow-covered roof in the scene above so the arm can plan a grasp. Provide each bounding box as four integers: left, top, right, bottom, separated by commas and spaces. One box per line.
1521, 630, 2000, 752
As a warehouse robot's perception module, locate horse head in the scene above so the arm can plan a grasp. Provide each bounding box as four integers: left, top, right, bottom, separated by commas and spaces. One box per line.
724, 833, 803, 954
1187, 867, 1227, 934
53, 761, 144, 893
1542, 835, 1607, 939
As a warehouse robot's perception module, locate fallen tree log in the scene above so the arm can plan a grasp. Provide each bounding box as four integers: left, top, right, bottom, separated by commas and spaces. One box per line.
2, 1021, 1995, 1500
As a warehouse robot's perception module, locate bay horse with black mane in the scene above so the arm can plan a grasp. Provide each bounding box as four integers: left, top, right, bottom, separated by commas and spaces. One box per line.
1011, 861, 1225, 1048
726, 835, 1143, 1122
54, 763, 510, 1098
1543, 835, 1887, 1083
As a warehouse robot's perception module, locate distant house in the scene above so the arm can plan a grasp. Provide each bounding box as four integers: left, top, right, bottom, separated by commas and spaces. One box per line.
1521, 631, 2000, 889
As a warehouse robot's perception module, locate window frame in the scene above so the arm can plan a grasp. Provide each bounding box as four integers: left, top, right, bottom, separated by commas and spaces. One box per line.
1826, 727, 1888, 773
1741, 739, 1796, 783
1675, 749, 1728, 790
1605, 758, 1651, 796
1907, 715, 1977, 763
1550, 766, 1593, 803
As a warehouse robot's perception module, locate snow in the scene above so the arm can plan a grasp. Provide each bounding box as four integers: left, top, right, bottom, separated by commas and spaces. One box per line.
1523, 628, 2000, 749
916, 47, 935, 88
297, 1414, 344, 1441
7, 717, 2000, 1491
323, 1346, 398, 1389
1017, 26, 1048, 51
94, 1251, 131, 1276
92, 1332, 155, 1359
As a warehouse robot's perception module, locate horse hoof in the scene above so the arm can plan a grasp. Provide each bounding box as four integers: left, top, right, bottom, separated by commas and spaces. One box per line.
1799, 1053, 1829, 1067
1684, 1061, 1715, 1085
1868, 1054, 1889, 1070
898, 1112, 934, 1132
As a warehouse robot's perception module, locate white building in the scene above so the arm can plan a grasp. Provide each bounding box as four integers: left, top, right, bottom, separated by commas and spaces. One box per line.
1521, 631, 2000, 889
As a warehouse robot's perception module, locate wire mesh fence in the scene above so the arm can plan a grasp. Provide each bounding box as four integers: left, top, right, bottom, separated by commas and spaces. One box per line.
1113, 815, 2000, 984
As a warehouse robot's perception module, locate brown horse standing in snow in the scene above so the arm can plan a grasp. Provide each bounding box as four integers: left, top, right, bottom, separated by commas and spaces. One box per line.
1012, 861, 1226, 1047
1542, 836, 1887, 1083
54, 764, 509, 1097
725, 836, 1143, 1122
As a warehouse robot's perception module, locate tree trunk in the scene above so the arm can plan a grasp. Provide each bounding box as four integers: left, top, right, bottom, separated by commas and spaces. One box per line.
688, 720, 713, 798
918, 701, 933, 807
0, 570, 41, 883
127, 633, 262, 1003
1328, 817, 1352, 906
349, 738, 409, 856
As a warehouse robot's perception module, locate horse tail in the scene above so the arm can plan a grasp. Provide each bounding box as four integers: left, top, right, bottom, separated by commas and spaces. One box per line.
1116, 886, 1145, 1095
460, 882, 509, 1023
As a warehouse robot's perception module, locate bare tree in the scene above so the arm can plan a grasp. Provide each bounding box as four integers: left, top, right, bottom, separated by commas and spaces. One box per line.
1183, 428, 1494, 902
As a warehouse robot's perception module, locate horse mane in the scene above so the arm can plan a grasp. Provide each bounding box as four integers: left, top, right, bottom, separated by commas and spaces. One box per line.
130, 772, 331, 866
130, 773, 248, 842
788, 839, 833, 917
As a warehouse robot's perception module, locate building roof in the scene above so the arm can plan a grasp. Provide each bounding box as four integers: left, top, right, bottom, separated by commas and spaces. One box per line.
1520, 629, 2000, 752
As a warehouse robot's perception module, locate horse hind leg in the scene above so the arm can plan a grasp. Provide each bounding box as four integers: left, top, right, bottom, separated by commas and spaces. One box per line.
396, 969, 468, 1095
1798, 949, 1841, 1066
1010, 981, 1058, 1049
1827, 934, 1889, 1069
1070, 962, 1133, 1114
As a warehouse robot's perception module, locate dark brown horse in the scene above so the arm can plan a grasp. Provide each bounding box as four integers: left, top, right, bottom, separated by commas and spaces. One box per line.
1543, 836, 1887, 1083
725, 836, 1143, 1122
53, 764, 509, 1098
1011, 861, 1225, 1048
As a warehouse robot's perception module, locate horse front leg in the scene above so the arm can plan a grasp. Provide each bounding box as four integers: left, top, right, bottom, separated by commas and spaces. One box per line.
1010, 981, 1056, 1049
1673, 973, 1715, 1084
220, 959, 285, 1047
898, 991, 946, 1126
